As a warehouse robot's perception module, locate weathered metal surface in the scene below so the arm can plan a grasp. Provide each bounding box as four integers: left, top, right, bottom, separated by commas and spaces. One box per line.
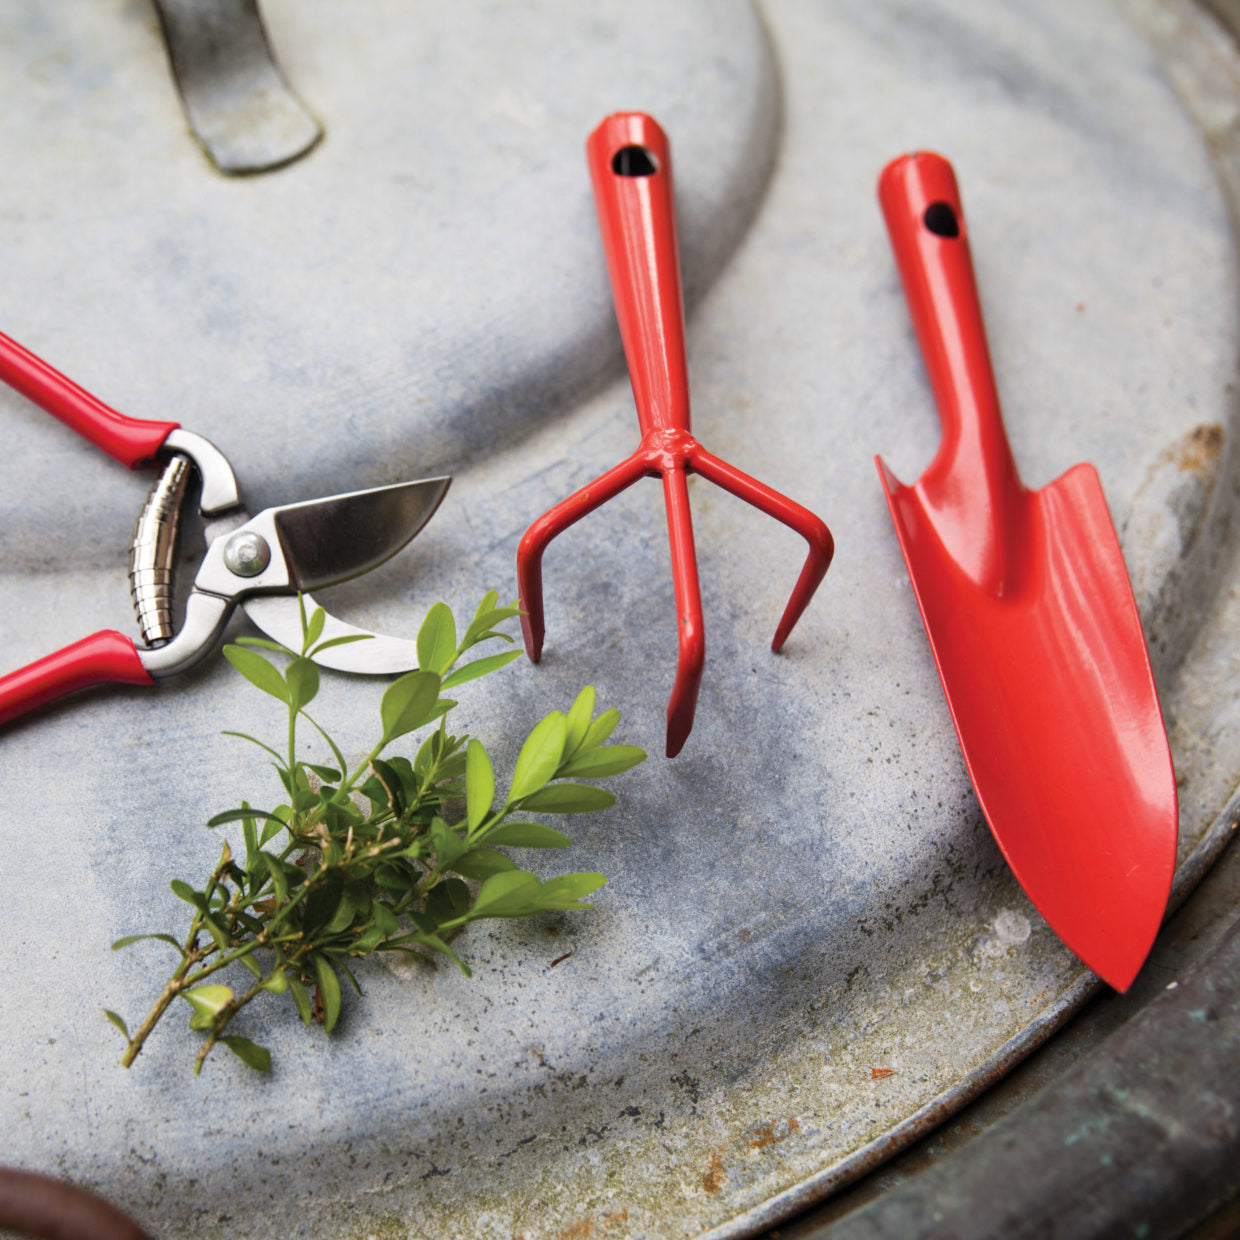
782, 825, 1240, 1240
153, 0, 322, 173
0, 3, 1237, 1238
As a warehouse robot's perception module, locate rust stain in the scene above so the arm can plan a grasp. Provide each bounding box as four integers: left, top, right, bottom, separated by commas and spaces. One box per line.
553, 1210, 629, 1239
871, 1067, 895, 1079
701, 1150, 728, 1195
1174, 423, 1224, 475
745, 1116, 802, 1150
699, 1116, 803, 1197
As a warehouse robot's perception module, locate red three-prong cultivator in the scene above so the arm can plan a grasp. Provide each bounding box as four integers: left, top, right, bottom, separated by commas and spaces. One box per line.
517, 113, 834, 757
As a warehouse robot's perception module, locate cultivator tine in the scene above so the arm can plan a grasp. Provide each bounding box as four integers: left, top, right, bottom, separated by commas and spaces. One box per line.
516, 112, 833, 756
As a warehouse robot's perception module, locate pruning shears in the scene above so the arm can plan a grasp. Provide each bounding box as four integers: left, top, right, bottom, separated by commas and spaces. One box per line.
0, 330, 449, 725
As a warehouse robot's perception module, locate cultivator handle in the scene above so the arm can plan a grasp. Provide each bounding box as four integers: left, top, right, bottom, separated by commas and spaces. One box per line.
586, 113, 691, 437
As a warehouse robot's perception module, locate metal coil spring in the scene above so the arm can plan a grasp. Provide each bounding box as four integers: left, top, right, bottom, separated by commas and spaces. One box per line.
129, 456, 192, 647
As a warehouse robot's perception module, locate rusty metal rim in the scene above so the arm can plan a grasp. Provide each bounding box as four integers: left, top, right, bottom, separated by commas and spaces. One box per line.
776, 829, 1240, 1239
715, 791, 1240, 1238
0, 1167, 153, 1240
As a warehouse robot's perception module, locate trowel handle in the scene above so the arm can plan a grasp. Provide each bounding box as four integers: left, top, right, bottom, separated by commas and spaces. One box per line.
0, 331, 179, 468
586, 113, 692, 437
878, 153, 1020, 494
0, 632, 154, 727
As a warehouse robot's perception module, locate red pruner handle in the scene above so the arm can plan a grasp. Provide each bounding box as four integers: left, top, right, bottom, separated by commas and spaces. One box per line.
877, 153, 1018, 495
0, 331, 178, 468
586, 113, 691, 436
0, 632, 154, 726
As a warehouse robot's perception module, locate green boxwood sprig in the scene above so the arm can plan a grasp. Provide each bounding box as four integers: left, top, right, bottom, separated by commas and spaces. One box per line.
106, 592, 644, 1074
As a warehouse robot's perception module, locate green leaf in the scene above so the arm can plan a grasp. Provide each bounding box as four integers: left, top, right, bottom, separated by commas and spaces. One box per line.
286, 657, 320, 712
201, 912, 231, 953
508, 712, 567, 803
380, 670, 442, 742
170, 879, 207, 910
238, 951, 263, 979
468, 869, 543, 918
462, 594, 520, 647
287, 976, 313, 1026
103, 1009, 130, 1040
558, 744, 646, 779
464, 589, 499, 638
182, 984, 233, 1024
429, 817, 467, 869
241, 808, 259, 873
465, 739, 494, 833
579, 708, 620, 752
382, 755, 420, 800
308, 633, 373, 655
371, 902, 399, 937
326, 887, 358, 935
417, 601, 458, 675
481, 821, 572, 849
373, 862, 414, 892
369, 758, 406, 817
449, 847, 517, 880
222, 1035, 271, 1072
313, 955, 342, 1033
398, 931, 472, 975
337, 958, 362, 995
350, 925, 386, 953
111, 932, 185, 955
221, 730, 285, 764
223, 645, 289, 703
207, 807, 288, 830
516, 784, 616, 814
306, 764, 342, 783
259, 813, 287, 847
440, 649, 522, 690
425, 877, 471, 924
292, 785, 319, 814
303, 874, 345, 932
260, 967, 288, 996
304, 605, 326, 650
563, 685, 595, 756
233, 636, 295, 654
534, 872, 607, 909
262, 853, 289, 903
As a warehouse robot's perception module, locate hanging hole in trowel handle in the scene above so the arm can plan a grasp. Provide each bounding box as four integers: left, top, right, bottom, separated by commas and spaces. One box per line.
612, 145, 658, 177
923, 201, 960, 238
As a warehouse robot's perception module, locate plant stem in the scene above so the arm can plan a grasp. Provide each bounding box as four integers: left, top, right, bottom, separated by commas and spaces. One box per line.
193, 971, 272, 1075
121, 941, 207, 1068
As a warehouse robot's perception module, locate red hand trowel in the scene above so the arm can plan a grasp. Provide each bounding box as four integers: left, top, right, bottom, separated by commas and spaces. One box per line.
876, 152, 1178, 991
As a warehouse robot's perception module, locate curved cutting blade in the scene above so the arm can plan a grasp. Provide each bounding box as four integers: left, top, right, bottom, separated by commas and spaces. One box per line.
269, 476, 450, 590
239, 475, 449, 674
242, 593, 419, 674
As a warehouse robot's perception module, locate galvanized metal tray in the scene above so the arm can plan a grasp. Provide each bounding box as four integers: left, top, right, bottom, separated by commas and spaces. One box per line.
1, 2, 1237, 1237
